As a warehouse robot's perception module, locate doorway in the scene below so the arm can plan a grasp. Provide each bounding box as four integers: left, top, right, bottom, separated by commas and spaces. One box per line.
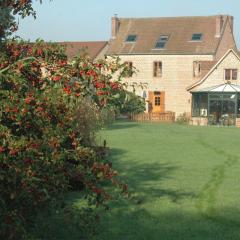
148, 91, 165, 113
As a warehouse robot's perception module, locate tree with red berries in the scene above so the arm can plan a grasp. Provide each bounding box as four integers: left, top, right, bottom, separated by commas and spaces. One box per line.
0, 37, 133, 239
0, 1, 135, 239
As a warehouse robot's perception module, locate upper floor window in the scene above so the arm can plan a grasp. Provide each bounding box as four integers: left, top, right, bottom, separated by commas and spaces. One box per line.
193, 61, 201, 77
125, 35, 137, 42
191, 33, 203, 41
155, 35, 169, 49
153, 61, 162, 77
225, 69, 238, 80
125, 61, 133, 77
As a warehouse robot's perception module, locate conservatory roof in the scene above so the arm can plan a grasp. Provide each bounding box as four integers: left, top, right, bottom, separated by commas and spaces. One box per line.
191, 83, 240, 93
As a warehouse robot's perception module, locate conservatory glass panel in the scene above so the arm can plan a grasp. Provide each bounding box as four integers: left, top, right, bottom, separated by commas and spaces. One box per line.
209, 93, 222, 125
192, 94, 200, 116
221, 94, 236, 125
200, 94, 208, 117
238, 94, 240, 117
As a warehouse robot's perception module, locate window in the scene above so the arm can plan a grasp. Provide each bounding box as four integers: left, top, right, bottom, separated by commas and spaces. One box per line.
192, 93, 208, 117
193, 61, 201, 77
125, 35, 137, 42
232, 69, 238, 80
155, 96, 161, 106
125, 61, 133, 77
225, 69, 231, 80
155, 35, 169, 49
225, 69, 238, 80
191, 33, 203, 41
153, 61, 162, 77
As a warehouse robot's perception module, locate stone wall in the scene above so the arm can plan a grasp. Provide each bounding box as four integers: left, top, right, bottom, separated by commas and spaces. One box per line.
236, 118, 240, 128
118, 54, 213, 116
190, 117, 208, 126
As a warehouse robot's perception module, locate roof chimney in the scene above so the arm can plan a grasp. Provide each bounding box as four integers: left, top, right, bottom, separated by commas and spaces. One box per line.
215, 15, 224, 38
111, 14, 120, 39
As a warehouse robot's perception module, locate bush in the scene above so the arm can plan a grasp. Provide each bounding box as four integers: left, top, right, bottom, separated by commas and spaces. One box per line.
0, 40, 128, 239
120, 92, 146, 114
176, 112, 190, 124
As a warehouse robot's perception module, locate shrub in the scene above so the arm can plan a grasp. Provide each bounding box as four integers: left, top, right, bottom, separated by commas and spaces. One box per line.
120, 91, 146, 114
176, 112, 191, 124
0, 40, 129, 239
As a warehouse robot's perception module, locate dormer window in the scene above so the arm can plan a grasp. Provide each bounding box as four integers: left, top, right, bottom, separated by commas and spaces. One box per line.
126, 35, 137, 42
155, 35, 169, 49
191, 33, 203, 41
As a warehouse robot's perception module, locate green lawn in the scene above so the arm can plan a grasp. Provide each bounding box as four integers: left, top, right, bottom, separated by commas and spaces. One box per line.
92, 121, 240, 240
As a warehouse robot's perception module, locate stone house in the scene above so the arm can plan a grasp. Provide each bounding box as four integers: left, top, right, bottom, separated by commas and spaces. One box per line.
107, 15, 240, 126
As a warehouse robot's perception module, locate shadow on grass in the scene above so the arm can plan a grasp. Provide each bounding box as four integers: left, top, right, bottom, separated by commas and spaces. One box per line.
95, 207, 240, 240
109, 148, 195, 204
107, 121, 139, 130
29, 145, 240, 240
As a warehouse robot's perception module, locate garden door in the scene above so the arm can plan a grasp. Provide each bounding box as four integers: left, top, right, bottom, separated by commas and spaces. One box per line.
148, 91, 165, 113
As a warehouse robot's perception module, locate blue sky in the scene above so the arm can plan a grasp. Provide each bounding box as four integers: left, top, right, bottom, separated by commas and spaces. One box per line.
16, 0, 240, 48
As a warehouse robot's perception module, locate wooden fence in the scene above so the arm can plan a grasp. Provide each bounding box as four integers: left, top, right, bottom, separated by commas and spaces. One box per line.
129, 112, 175, 122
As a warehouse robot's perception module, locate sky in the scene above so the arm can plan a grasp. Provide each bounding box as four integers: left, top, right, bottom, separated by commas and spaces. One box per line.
16, 0, 240, 48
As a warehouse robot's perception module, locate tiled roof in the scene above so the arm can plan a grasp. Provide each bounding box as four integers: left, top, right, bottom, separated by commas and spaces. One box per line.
108, 15, 231, 55
60, 41, 108, 60
199, 61, 217, 70
198, 60, 217, 78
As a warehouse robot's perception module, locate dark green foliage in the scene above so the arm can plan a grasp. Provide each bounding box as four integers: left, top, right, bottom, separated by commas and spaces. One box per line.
0, 40, 128, 239
120, 92, 146, 114
0, 7, 14, 40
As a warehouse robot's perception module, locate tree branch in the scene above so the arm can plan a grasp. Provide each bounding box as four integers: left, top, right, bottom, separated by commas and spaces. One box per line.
0, 57, 38, 74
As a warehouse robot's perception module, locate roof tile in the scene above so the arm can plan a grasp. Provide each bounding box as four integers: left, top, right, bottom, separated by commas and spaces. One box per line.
108, 15, 231, 55
60, 41, 108, 60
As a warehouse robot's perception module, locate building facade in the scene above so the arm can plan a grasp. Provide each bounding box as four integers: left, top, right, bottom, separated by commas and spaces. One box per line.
107, 15, 239, 125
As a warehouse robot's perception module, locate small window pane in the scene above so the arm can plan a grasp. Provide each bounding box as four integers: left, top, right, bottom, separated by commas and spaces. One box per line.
237, 94, 240, 116
155, 35, 169, 49
159, 36, 168, 41
126, 35, 137, 42
193, 61, 201, 77
225, 69, 231, 80
192, 94, 200, 116
191, 33, 202, 41
155, 42, 166, 49
153, 61, 162, 77
232, 69, 238, 80
155, 96, 161, 106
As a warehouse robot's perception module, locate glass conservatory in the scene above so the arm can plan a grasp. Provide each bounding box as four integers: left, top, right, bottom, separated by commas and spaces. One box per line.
191, 83, 240, 126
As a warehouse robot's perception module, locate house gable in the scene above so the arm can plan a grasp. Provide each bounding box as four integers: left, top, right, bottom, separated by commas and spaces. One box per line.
188, 49, 240, 92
